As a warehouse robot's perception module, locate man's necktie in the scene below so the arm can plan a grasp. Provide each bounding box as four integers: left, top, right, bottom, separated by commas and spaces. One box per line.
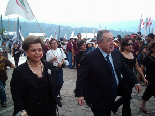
106, 55, 117, 96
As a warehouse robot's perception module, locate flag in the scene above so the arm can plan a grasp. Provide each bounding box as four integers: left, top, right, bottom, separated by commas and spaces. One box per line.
99, 24, 102, 30
54, 29, 57, 39
64, 33, 67, 40
50, 34, 53, 39
147, 17, 151, 27
144, 18, 148, 36
5, 0, 34, 22
70, 30, 74, 38
141, 19, 145, 28
138, 14, 142, 32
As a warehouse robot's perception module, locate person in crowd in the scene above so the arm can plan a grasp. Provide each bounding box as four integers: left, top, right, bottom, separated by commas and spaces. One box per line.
8, 42, 12, 55
61, 42, 67, 55
11, 36, 62, 116
86, 41, 95, 53
112, 38, 148, 116
75, 40, 86, 74
139, 41, 155, 114
12, 43, 21, 67
0, 48, 15, 107
137, 41, 147, 83
1, 42, 9, 58
91, 38, 98, 48
136, 41, 146, 67
72, 33, 82, 67
114, 38, 119, 49
43, 41, 49, 60
130, 34, 139, 54
75, 30, 141, 116
147, 33, 155, 43
46, 38, 66, 100
66, 38, 73, 68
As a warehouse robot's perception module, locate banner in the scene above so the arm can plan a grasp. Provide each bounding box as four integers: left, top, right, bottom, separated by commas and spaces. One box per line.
5, 0, 34, 21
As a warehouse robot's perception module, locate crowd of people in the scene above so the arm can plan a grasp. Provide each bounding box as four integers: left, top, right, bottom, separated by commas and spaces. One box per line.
0, 30, 155, 116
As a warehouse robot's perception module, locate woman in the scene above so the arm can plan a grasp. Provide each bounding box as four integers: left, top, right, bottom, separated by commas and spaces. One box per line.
11, 36, 61, 116
139, 41, 155, 114
86, 41, 95, 53
136, 41, 146, 67
75, 40, 86, 74
12, 43, 21, 67
46, 38, 66, 100
112, 38, 148, 115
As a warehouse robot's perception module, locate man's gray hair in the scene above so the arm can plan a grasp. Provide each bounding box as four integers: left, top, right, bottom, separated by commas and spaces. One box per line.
97, 30, 110, 42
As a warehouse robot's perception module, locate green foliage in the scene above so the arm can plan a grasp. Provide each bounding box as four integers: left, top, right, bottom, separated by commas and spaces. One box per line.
0, 27, 6, 35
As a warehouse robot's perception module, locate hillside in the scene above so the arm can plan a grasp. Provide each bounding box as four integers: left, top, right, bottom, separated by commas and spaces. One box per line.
1, 19, 151, 39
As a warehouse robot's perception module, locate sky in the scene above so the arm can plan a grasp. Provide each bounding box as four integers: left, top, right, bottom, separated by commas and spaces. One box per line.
0, 0, 155, 28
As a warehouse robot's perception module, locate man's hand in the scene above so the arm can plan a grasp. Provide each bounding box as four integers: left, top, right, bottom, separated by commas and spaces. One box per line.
78, 97, 84, 106
135, 84, 141, 93
72, 57, 74, 62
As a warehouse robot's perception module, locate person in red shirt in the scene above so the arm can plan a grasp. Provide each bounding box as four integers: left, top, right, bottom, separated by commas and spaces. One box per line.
66, 38, 73, 68
72, 33, 82, 68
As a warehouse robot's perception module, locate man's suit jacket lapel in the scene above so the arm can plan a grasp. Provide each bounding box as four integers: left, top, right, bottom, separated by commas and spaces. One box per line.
24, 63, 38, 90
95, 48, 111, 71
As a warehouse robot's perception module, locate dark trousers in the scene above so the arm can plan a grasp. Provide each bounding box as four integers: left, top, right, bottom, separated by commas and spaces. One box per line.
0, 81, 6, 103
55, 67, 63, 96
32, 102, 56, 116
14, 56, 19, 67
142, 82, 155, 101
112, 82, 132, 116
91, 96, 115, 116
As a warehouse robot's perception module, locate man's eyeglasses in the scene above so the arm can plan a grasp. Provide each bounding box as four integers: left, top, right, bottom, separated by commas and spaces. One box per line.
125, 43, 133, 46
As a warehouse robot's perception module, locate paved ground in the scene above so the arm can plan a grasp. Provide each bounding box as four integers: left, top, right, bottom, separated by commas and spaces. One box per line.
0, 54, 155, 116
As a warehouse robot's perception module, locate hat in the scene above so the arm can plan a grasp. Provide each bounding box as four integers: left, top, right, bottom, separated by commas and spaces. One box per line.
91, 38, 97, 42
86, 41, 93, 44
0, 48, 3, 52
114, 38, 118, 41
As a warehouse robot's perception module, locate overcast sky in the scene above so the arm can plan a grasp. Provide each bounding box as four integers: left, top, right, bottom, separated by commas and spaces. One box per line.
0, 0, 155, 27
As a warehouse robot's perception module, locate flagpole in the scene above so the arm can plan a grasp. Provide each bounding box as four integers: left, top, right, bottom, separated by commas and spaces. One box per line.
26, 1, 46, 39
137, 14, 142, 33
58, 26, 60, 41
1, 15, 3, 41
17, 17, 19, 42
34, 17, 46, 38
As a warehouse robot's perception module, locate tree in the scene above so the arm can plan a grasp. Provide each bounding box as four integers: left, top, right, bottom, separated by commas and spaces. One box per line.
0, 27, 6, 35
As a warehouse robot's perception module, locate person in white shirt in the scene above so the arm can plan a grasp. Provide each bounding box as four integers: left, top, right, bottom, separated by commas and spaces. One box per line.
46, 38, 66, 100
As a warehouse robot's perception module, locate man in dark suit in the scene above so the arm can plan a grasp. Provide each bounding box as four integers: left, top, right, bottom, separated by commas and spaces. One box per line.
75, 30, 141, 116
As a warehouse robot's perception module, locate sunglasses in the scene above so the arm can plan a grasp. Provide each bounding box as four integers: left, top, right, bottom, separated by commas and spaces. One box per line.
125, 43, 133, 46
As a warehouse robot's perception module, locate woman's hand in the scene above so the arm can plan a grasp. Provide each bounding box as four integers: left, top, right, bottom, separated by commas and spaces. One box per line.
53, 56, 57, 60
58, 63, 63, 67
143, 78, 148, 86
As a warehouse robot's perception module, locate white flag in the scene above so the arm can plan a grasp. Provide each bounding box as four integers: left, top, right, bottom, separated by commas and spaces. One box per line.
64, 33, 67, 39
70, 30, 74, 38
54, 30, 57, 39
5, 0, 34, 21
